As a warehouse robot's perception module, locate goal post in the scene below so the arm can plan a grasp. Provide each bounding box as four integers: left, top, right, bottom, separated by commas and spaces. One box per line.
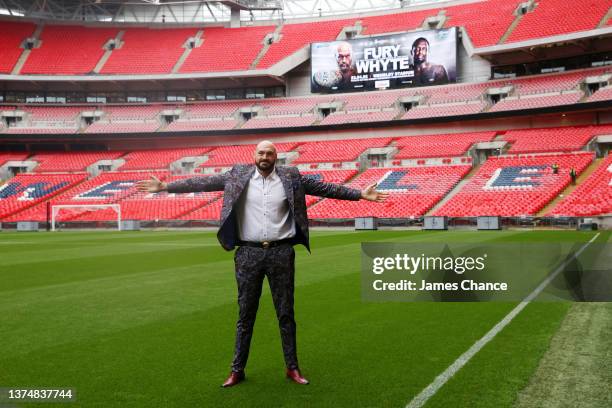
51, 204, 122, 231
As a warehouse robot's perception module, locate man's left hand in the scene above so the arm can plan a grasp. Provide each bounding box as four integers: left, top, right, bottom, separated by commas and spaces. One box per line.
361, 183, 389, 202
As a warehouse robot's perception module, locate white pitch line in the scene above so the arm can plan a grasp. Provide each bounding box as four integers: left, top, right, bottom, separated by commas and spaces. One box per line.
406, 232, 601, 408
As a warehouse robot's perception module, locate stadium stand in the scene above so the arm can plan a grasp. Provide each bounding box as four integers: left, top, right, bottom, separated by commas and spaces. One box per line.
360, 8, 438, 35
177, 198, 223, 221
100, 27, 197, 74
433, 152, 594, 217
0, 173, 87, 219
111, 196, 215, 221
509, 69, 606, 95
394, 132, 496, 159
26, 106, 83, 120
308, 165, 472, 218
402, 101, 487, 119
502, 126, 598, 154
0, 21, 36, 73
84, 121, 161, 134
257, 17, 357, 69
21, 25, 118, 75
63, 169, 358, 221
101, 105, 165, 120
0, 67, 609, 137
0, 153, 30, 166
1, 1, 611, 78
31, 152, 124, 172
3, 127, 78, 134
240, 115, 317, 129
444, 0, 518, 47
199, 143, 300, 167
488, 92, 583, 112
548, 154, 612, 216
506, 0, 612, 43
423, 83, 489, 104
262, 96, 332, 115
336, 91, 402, 111
73, 173, 222, 221
180, 26, 274, 72
165, 119, 238, 131
292, 138, 392, 164
318, 110, 397, 125
587, 86, 612, 102
54, 170, 158, 201
119, 147, 212, 170
182, 101, 246, 118
1, 105, 82, 134
0, 2, 610, 227
40, 171, 168, 222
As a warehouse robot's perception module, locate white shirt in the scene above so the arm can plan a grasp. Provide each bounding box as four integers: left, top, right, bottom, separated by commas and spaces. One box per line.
236, 167, 296, 242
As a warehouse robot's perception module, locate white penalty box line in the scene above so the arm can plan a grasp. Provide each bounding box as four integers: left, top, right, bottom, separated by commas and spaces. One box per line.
405, 232, 601, 408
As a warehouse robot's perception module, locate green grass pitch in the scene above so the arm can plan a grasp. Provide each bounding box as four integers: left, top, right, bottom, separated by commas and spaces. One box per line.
0, 229, 607, 407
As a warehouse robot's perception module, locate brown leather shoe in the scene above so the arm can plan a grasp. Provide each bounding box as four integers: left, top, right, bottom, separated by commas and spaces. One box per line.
221, 370, 245, 388
286, 368, 309, 385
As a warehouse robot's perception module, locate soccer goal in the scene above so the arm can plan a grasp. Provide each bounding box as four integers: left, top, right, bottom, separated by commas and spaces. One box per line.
51, 204, 122, 231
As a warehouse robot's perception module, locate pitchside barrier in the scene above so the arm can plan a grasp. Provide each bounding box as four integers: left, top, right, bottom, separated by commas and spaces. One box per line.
477, 216, 501, 230
424, 216, 448, 230
1, 216, 610, 231
355, 217, 378, 230
17, 221, 38, 231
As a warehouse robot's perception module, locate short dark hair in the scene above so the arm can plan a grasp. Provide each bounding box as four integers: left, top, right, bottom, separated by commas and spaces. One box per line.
411, 37, 429, 51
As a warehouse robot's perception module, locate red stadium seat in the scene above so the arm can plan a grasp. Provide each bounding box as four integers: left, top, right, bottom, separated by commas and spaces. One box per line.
21, 25, 118, 75
506, 0, 611, 43
548, 155, 612, 216
180, 26, 274, 73
395, 132, 496, 159
433, 152, 594, 217
292, 138, 393, 164
119, 147, 213, 170
199, 143, 299, 168
32, 152, 125, 172
100, 27, 197, 74
502, 126, 598, 154
308, 165, 472, 218
0, 173, 87, 219
0, 21, 36, 73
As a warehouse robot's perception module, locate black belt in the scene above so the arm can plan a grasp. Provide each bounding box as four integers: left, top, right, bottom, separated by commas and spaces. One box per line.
238, 238, 294, 249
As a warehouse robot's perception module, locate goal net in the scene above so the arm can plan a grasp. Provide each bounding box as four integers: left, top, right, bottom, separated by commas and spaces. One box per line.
51, 204, 122, 231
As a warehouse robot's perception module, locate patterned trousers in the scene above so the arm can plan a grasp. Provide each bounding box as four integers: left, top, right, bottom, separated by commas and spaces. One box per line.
231, 244, 298, 372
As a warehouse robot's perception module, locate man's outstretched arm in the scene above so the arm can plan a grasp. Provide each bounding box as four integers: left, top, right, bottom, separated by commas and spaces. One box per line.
136, 173, 227, 194
300, 175, 389, 202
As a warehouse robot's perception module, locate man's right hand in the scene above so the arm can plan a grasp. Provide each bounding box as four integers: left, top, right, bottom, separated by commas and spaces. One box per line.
136, 176, 167, 193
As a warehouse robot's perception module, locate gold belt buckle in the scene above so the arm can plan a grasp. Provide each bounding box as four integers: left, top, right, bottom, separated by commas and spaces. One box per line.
262, 241, 270, 249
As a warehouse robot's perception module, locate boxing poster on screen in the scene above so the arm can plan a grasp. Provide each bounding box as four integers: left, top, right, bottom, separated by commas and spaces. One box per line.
310, 28, 457, 93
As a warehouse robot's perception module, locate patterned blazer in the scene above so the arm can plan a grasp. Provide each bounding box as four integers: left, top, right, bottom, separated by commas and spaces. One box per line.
167, 164, 362, 251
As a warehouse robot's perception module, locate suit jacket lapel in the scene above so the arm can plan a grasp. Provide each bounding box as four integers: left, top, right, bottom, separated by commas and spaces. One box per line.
277, 166, 295, 212
220, 165, 254, 227
234, 165, 255, 201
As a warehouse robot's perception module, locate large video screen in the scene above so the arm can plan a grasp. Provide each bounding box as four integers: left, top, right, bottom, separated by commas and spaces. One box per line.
310, 28, 457, 93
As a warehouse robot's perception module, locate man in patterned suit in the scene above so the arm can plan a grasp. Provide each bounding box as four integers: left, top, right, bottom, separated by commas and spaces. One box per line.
136, 141, 388, 387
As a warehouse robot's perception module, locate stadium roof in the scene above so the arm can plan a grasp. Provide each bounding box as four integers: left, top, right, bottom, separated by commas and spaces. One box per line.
0, 0, 452, 24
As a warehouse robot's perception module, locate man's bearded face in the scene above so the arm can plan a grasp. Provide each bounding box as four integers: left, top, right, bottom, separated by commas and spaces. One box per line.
413, 40, 428, 65
337, 45, 352, 73
254, 146, 276, 171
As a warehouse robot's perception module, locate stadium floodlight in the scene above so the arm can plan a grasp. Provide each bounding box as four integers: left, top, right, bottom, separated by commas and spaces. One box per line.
51, 204, 121, 231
